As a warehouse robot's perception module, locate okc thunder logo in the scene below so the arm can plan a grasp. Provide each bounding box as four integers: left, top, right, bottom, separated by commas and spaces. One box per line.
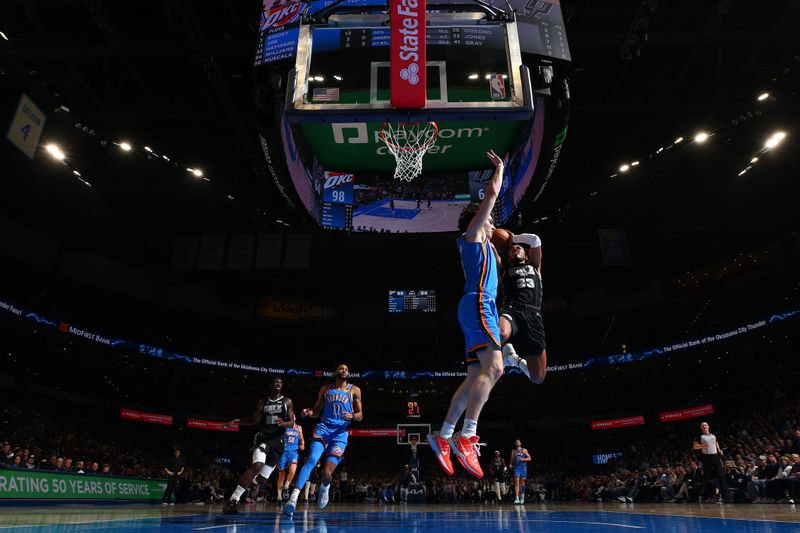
260, 0, 306, 30
330, 446, 343, 455
400, 63, 420, 85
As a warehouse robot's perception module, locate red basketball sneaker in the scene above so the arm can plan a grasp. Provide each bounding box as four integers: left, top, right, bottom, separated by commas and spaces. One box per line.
452, 435, 485, 479
427, 434, 454, 476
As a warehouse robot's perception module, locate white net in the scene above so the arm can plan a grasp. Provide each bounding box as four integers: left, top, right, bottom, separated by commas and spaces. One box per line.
379, 122, 439, 182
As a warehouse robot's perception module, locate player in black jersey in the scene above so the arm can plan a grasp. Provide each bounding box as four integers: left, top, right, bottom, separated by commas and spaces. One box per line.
489, 450, 508, 502
499, 233, 547, 384
222, 377, 296, 514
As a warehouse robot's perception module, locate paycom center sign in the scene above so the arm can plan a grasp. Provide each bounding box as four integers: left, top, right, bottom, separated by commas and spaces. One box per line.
0, 469, 166, 501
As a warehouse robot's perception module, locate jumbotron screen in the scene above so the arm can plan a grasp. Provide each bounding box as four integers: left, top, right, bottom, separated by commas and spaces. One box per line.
388, 290, 437, 313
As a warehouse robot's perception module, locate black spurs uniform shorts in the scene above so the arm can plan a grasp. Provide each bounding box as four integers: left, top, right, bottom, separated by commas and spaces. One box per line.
502, 304, 546, 356
252, 431, 285, 466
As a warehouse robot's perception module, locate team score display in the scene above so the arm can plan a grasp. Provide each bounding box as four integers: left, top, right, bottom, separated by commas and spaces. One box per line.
406, 401, 421, 418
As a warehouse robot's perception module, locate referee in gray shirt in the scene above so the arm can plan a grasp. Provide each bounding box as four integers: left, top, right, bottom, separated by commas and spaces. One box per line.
693, 421, 728, 503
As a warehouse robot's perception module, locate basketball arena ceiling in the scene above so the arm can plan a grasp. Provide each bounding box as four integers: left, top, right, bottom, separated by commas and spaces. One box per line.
0, 0, 798, 278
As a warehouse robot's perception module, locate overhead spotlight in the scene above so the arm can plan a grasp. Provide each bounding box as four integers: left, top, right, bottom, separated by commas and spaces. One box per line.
187, 168, 203, 177
757, 92, 769, 101
313, 76, 324, 82
45, 143, 65, 161
750, 157, 759, 163
694, 132, 708, 143
764, 131, 786, 150
72, 170, 81, 176
656, 147, 664, 154
162, 155, 170, 161
333, 75, 342, 81
119, 142, 132, 151
468, 74, 479, 80
674, 137, 684, 144
631, 161, 639, 166
619, 164, 630, 172
0, 31, 8, 41
484, 74, 492, 80
144, 146, 153, 152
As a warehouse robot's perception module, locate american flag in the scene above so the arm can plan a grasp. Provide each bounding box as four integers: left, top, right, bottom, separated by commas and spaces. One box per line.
312, 87, 340, 102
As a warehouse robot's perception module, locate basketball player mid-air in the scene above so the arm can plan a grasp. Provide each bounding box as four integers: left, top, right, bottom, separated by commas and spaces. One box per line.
276, 421, 304, 505
510, 439, 531, 504
428, 150, 505, 479
222, 377, 295, 514
498, 232, 547, 384
283, 363, 363, 516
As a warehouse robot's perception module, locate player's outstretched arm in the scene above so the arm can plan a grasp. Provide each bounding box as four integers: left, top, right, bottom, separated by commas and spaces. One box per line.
302, 385, 328, 418
464, 150, 504, 243
226, 399, 264, 427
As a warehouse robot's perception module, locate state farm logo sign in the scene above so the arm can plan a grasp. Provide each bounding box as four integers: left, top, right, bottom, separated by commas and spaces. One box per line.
391, 0, 426, 107
260, 0, 305, 31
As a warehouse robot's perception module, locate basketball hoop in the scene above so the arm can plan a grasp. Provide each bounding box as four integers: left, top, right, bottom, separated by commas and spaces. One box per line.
379, 121, 439, 182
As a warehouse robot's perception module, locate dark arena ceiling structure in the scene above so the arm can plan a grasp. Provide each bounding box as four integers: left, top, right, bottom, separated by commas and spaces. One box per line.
0, 0, 798, 371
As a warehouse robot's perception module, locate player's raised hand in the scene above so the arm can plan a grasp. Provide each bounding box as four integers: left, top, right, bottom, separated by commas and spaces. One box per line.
486, 149, 504, 169
485, 150, 505, 198
302, 408, 313, 418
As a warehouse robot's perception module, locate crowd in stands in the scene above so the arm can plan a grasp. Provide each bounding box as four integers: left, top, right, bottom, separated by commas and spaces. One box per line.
4, 384, 800, 506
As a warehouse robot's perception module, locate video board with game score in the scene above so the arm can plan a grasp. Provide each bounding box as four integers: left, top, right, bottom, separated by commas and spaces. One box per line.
388, 290, 437, 313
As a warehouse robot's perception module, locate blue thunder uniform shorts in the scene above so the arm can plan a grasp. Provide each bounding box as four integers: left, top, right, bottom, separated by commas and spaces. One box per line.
514, 465, 527, 478
312, 421, 349, 466
278, 449, 299, 470
458, 292, 502, 365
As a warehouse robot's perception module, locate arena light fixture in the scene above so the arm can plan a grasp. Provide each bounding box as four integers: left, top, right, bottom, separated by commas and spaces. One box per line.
45, 143, 66, 161
694, 132, 708, 143
631, 161, 639, 166
674, 137, 684, 144
72, 170, 81, 176
619, 164, 630, 172
162, 155, 170, 161
750, 157, 759, 163
0, 31, 8, 41
757, 92, 769, 101
144, 146, 153, 152
186, 168, 203, 177
764, 131, 786, 150
484, 74, 492, 80
119, 142, 132, 151
333, 75, 342, 81
468, 74, 479, 80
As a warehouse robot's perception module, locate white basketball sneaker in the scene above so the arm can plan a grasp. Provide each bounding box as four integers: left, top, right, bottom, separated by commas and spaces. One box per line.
502, 344, 531, 380
318, 483, 330, 510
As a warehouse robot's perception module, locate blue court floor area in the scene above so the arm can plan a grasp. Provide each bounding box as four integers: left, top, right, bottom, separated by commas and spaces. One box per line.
1, 503, 799, 532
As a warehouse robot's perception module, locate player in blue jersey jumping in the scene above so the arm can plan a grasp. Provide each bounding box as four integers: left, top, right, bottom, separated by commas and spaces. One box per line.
283, 363, 363, 516
428, 149, 506, 479
276, 422, 304, 505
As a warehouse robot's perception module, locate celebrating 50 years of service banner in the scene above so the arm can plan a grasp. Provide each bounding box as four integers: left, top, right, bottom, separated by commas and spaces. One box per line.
0, 468, 166, 501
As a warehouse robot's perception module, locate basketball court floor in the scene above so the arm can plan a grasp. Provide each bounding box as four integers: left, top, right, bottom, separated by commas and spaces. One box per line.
353, 199, 469, 232
1, 503, 799, 532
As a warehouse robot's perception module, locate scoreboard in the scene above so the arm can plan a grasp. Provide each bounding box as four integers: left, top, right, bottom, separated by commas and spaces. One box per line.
388, 290, 437, 313
321, 172, 354, 229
